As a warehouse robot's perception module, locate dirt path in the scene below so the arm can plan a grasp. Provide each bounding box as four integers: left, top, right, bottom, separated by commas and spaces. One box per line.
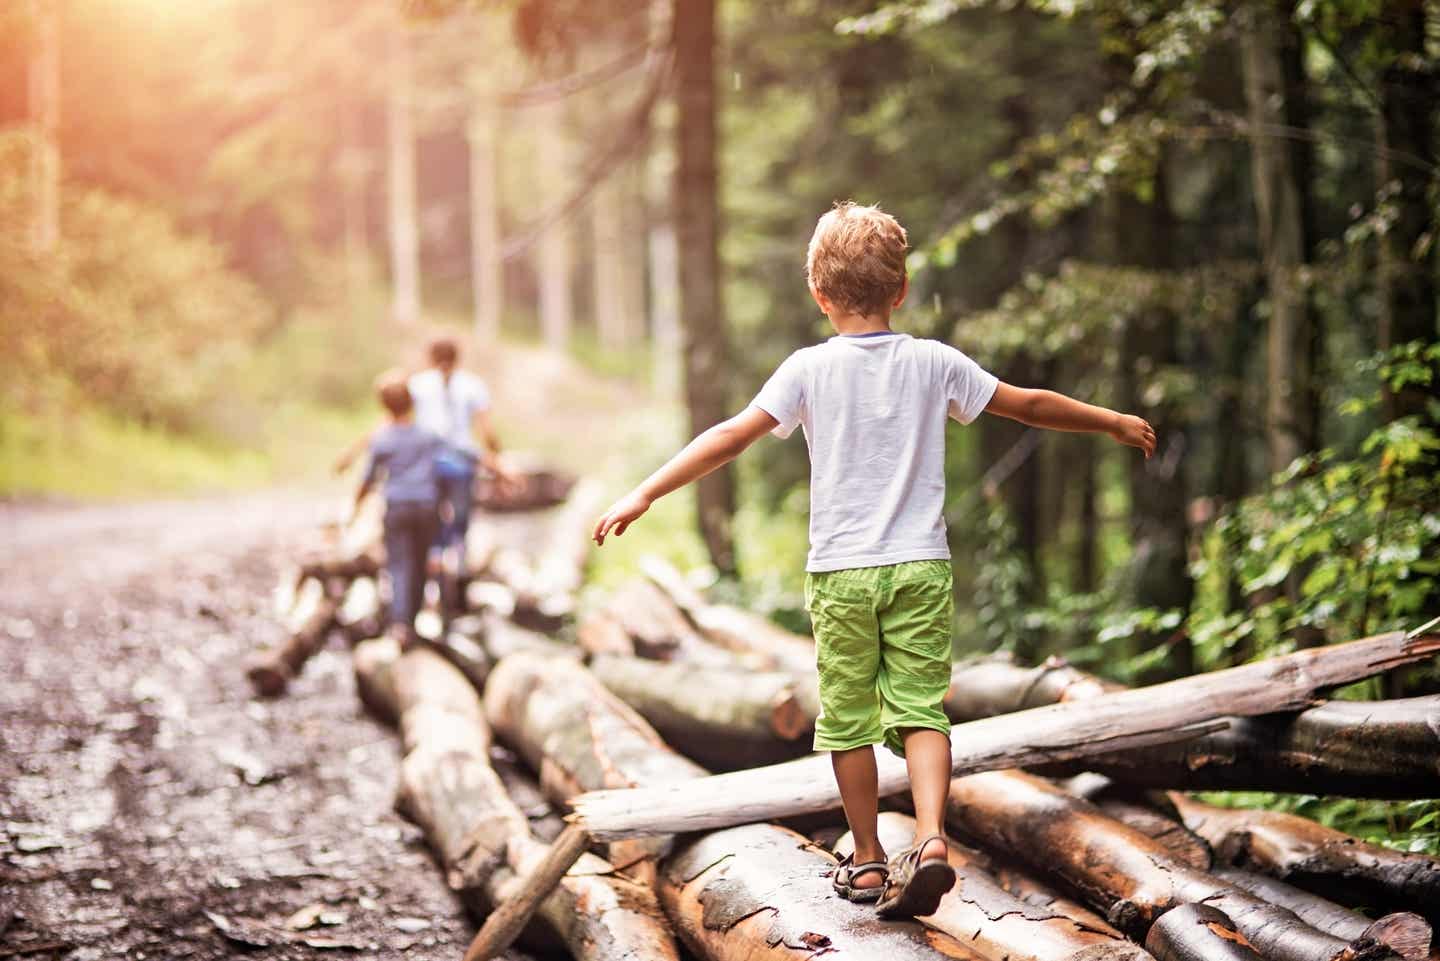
0, 492, 480, 960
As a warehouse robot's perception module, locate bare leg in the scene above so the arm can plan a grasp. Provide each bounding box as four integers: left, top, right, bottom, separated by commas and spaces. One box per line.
901, 728, 950, 862
831, 746, 886, 888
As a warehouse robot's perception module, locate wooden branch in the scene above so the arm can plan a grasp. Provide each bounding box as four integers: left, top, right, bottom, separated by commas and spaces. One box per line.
570, 630, 1440, 840
461, 823, 591, 961
944, 654, 1121, 721
1143, 904, 1264, 961
837, 813, 1154, 961
1172, 794, 1440, 924
246, 576, 342, 697
658, 822, 983, 960
945, 771, 1400, 961
589, 654, 812, 769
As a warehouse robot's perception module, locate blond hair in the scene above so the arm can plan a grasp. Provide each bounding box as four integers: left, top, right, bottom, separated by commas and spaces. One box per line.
805, 201, 909, 316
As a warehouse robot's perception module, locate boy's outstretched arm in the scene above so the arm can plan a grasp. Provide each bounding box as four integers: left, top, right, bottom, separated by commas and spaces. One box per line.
593, 406, 778, 545
985, 382, 1157, 458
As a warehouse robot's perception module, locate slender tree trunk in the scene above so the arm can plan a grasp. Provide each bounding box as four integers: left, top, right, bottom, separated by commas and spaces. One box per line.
468, 99, 502, 342
649, 218, 682, 395
536, 100, 572, 352
1076, 434, 1100, 594
387, 26, 421, 326
1240, 2, 1318, 475
674, 0, 735, 574
338, 106, 371, 325
592, 165, 645, 349
29, 0, 60, 253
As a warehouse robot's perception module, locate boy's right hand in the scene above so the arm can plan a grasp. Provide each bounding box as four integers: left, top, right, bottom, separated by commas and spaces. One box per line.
1110, 414, 1157, 459
593, 491, 652, 546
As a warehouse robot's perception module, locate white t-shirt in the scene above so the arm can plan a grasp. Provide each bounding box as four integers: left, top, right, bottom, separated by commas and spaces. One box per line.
408, 368, 491, 455
751, 332, 998, 573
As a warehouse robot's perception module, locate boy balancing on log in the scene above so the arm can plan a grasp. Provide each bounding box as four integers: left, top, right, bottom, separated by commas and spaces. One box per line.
352, 371, 448, 650
592, 201, 1156, 918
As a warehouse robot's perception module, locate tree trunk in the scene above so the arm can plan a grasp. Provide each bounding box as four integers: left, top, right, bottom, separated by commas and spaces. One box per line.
536, 99, 572, 353
570, 630, 1440, 840
578, 576, 748, 667
837, 813, 1154, 961
1143, 904, 1264, 961
945, 771, 1393, 961
589, 654, 813, 770
1215, 869, 1431, 961
354, 644, 679, 961
592, 166, 641, 349
659, 823, 983, 961
1375, 6, 1438, 423
387, 25, 421, 326
1240, 1, 1318, 474
1076, 434, 1100, 594
945, 655, 1440, 798
482, 650, 706, 879
1037, 696, 1440, 798
28, 0, 60, 253
673, 0, 735, 575
943, 654, 1121, 721
1171, 794, 1440, 923
468, 100, 502, 342
246, 577, 342, 698
641, 556, 817, 675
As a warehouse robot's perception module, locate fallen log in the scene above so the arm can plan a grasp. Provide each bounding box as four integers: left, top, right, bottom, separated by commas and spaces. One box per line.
582, 578, 738, 666
1171, 794, 1440, 923
836, 812, 1154, 961
1090, 797, 1213, 870
483, 651, 706, 879
474, 467, 576, 513
246, 576, 342, 698
354, 642, 680, 961
569, 629, 1440, 840
589, 654, 813, 770
516, 478, 605, 627
640, 555, 818, 675
945, 770, 1401, 961
336, 576, 382, 646
943, 654, 1122, 721
1143, 904, 1263, 961
658, 822, 983, 960
1215, 869, 1431, 961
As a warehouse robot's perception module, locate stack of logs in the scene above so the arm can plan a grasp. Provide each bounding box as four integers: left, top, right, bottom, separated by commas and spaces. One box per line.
259, 488, 1440, 961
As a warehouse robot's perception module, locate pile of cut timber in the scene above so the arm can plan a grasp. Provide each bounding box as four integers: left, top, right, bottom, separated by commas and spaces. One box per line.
279, 518, 1440, 961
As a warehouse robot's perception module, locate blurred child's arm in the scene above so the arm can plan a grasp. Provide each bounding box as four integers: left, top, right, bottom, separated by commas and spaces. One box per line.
593, 406, 778, 545
470, 409, 518, 486
985, 382, 1156, 458
333, 425, 381, 476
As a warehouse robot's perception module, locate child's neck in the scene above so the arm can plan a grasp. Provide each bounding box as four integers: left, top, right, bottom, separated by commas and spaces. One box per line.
829, 311, 893, 336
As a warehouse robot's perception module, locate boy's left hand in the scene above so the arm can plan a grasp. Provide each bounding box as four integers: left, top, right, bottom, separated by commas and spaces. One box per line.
1111, 414, 1157, 459
593, 491, 652, 546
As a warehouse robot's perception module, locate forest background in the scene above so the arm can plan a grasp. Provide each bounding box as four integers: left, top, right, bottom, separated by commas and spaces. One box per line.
2, 0, 1437, 850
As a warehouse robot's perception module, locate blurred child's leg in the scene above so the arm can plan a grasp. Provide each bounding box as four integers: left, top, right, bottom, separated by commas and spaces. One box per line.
382, 505, 414, 631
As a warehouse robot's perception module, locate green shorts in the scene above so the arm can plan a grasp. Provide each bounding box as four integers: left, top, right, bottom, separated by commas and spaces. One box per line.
805, 559, 954, 758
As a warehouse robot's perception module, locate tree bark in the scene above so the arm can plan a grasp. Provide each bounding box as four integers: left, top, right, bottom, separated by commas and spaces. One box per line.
28, 0, 60, 253
468, 99, 502, 342
571, 630, 1440, 840
944, 654, 1121, 721
1215, 869, 1431, 961
945, 771, 1395, 961
387, 24, 421, 326
673, 0, 735, 575
1143, 904, 1264, 961
641, 556, 818, 675
483, 650, 706, 878
1240, 1, 1319, 474
837, 813, 1154, 961
536, 98, 572, 353
246, 577, 342, 698
1038, 696, 1440, 798
353, 644, 679, 961
589, 654, 813, 770
659, 823, 983, 961
1374, 5, 1438, 425
1171, 794, 1440, 923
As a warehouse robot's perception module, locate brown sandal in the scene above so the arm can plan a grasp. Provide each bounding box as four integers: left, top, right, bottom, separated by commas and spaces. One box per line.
832, 853, 889, 903
875, 834, 954, 919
